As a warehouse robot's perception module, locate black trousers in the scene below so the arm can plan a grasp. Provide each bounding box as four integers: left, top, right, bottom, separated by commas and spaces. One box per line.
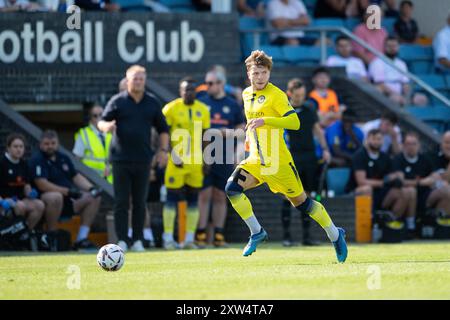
112, 161, 150, 244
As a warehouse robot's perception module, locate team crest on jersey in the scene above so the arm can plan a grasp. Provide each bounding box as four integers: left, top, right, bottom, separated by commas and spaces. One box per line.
368, 161, 374, 167
406, 166, 411, 173
222, 106, 230, 114
258, 95, 266, 104
169, 177, 175, 183
196, 111, 202, 118
62, 164, 69, 171
8, 169, 13, 175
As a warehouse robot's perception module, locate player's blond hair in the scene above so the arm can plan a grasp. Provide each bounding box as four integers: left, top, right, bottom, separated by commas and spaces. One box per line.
126, 65, 146, 77
245, 50, 273, 71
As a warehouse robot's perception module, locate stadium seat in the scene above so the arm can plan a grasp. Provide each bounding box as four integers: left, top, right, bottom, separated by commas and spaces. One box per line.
159, 0, 195, 11
345, 18, 360, 31
382, 17, 396, 35
239, 17, 268, 57
326, 168, 350, 196
260, 45, 285, 62
281, 45, 333, 65
311, 18, 345, 27
399, 45, 434, 73
414, 74, 448, 105
406, 105, 450, 133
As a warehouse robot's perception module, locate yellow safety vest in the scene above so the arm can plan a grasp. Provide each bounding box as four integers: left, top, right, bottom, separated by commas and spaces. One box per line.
75, 126, 113, 184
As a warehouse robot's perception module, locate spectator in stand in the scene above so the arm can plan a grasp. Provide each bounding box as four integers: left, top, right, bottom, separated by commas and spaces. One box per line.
426, 131, 450, 217
326, 35, 369, 81
0, 134, 44, 233
29, 130, 102, 250
74, 0, 120, 11
309, 67, 345, 127
383, 0, 399, 18
368, 36, 411, 106
346, 0, 370, 19
0, 0, 41, 11
73, 103, 113, 184
313, 0, 348, 18
326, 109, 364, 167
237, 0, 265, 17
192, 0, 211, 11
352, 12, 388, 65
348, 129, 414, 228
392, 132, 438, 236
433, 11, 450, 73
266, 0, 312, 46
362, 111, 402, 155
394, 1, 419, 44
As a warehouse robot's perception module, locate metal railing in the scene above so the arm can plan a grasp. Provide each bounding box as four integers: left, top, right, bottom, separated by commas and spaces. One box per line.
242, 26, 450, 108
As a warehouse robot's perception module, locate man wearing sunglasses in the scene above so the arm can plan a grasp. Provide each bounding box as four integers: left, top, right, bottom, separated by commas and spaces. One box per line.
73, 104, 113, 184
196, 70, 245, 248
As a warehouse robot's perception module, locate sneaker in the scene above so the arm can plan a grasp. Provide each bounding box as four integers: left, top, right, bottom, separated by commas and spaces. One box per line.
195, 231, 207, 248
182, 241, 199, 250
117, 240, 128, 252
213, 232, 228, 248
332, 228, 348, 263
302, 239, 320, 246
163, 240, 177, 250
73, 238, 98, 251
143, 239, 155, 248
282, 239, 298, 247
131, 240, 145, 252
243, 228, 268, 257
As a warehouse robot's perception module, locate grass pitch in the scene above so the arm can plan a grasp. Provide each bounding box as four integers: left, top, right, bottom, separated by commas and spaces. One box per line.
1, 241, 449, 300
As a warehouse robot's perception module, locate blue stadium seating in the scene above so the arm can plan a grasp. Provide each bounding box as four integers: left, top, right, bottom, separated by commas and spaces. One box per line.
239, 17, 268, 57
112, 0, 151, 11
260, 45, 285, 62
345, 18, 361, 31
159, 0, 195, 12
413, 74, 448, 105
406, 105, 450, 133
382, 17, 396, 35
399, 45, 434, 74
326, 168, 351, 196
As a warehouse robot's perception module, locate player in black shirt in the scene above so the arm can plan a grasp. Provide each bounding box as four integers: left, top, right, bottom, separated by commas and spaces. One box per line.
392, 132, 437, 236
281, 78, 331, 246
0, 133, 44, 231
426, 131, 450, 217
349, 129, 414, 224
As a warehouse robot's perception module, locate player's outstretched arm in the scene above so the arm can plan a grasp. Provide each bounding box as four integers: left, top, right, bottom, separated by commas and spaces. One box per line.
263, 112, 300, 130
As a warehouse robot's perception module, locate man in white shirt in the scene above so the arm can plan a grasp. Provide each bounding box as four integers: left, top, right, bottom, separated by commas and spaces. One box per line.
0, 0, 40, 11
369, 36, 411, 106
266, 0, 310, 46
433, 12, 450, 73
326, 35, 368, 81
362, 112, 402, 155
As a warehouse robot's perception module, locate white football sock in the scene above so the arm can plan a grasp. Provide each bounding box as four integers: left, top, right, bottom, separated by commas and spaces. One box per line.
76, 225, 90, 242
244, 215, 262, 235
143, 228, 154, 241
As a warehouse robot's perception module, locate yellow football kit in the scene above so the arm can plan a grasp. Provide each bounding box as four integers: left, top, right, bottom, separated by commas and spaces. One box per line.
162, 98, 210, 189
238, 82, 304, 198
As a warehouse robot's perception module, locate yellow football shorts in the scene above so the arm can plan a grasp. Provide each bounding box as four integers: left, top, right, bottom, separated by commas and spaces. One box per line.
237, 159, 304, 198
164, 159, 203, 189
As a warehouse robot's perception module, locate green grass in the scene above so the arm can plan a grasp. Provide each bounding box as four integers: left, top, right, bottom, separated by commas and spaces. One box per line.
1, 241, 450, 299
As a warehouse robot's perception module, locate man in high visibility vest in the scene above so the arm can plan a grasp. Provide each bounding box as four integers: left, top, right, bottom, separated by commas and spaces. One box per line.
73, 104, 113, 183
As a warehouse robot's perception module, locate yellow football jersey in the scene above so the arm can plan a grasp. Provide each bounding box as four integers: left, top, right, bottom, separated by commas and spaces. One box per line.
162, 98, 210, 164
242, 82, 295, 166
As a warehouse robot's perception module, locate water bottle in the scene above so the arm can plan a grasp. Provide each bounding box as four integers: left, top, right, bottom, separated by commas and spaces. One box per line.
372, 223, 382, 243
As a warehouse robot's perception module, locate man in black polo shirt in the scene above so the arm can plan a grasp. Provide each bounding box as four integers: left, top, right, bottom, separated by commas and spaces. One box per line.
281, 78, 331, 246
98, 65, 170, 252
29, 130, 101, 250
426, 131, 450, 217
392, 132, 436, 237
349, 129, 413, 225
